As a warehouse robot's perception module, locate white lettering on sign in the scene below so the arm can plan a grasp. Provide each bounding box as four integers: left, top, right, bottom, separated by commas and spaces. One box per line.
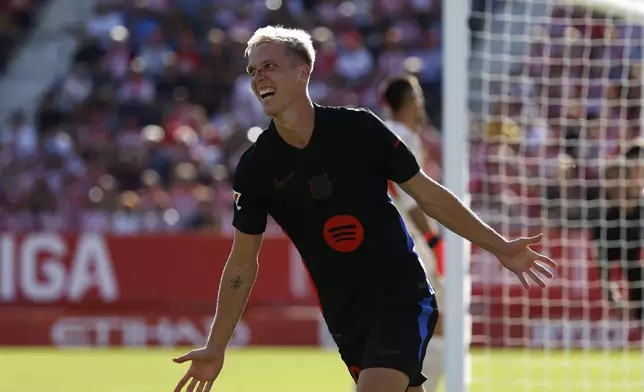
50, 317, 251, 348
0, 233, 118, 303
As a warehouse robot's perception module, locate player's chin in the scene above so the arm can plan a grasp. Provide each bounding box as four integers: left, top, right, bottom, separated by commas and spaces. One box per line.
261, 101, 280, 117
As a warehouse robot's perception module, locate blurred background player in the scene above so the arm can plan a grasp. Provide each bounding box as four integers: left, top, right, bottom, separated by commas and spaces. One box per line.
380, 74, 445, 392
589, 141, 644, 328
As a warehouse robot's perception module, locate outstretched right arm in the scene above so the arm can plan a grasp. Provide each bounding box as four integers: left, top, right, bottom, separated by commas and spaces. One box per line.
207, 148, 268, 352
172, 151, 268, 391
206, 229, 262, 352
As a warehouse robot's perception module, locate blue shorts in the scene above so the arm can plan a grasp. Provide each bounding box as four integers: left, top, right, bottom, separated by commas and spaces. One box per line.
337, 293, 439, 386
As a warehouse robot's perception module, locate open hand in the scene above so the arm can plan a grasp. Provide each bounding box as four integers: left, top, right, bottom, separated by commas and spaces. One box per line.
497, 233, 557, 289
173, 347, 224, 392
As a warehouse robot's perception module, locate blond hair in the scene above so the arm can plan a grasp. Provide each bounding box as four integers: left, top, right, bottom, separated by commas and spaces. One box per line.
245, 25, 316, 70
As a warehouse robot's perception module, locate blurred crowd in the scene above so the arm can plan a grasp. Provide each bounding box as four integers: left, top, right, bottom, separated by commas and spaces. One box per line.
0, 0, 47, 74
469, 5, 644, 231
1, 1, 641, 236
0, 0, 447, 234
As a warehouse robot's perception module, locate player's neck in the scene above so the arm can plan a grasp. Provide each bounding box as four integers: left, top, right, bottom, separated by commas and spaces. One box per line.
273, 97, 315, 149
392, 114, 419, 134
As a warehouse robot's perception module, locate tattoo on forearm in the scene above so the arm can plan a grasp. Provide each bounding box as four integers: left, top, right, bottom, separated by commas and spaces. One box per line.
230, 276, 243, 289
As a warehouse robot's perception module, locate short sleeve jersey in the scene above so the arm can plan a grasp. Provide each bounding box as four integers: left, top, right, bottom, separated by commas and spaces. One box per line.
385, 120, 439, 279
232, 104, 434, 337
385, 120, 425, 214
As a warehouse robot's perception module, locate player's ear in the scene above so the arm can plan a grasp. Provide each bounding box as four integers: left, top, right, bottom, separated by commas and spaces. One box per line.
299, 64, 311, 84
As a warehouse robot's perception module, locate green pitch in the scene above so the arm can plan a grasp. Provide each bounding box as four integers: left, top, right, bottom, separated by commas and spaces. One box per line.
0, 347, 641, 391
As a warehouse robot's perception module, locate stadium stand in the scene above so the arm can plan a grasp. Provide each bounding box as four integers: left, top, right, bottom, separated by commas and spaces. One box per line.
0, 0, 449, 234
0, 0, 48, 74
1, 0, 639, 238
469, 3, 643, 231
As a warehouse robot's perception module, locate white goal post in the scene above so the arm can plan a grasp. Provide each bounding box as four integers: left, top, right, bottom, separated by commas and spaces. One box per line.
444, 0, 644, 391
443, 0, 471, 391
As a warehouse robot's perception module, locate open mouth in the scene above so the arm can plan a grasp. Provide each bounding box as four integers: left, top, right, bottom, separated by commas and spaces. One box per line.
258, 87, 276, 101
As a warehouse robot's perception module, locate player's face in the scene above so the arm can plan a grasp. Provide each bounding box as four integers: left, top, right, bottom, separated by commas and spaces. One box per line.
247, 43, 308, 117
409, 86, 427, 128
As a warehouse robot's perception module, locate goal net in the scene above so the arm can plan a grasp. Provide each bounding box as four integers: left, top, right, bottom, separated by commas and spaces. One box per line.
465, 0, 644, 390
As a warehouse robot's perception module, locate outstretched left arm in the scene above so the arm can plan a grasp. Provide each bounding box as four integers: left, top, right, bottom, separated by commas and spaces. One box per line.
361, 107, 555, 288
359, 106, 510, 257
398, 170, 509, 258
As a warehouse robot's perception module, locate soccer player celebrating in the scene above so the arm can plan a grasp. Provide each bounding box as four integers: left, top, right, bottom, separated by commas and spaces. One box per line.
381, 75, 446, 392
173, 26, 557, 392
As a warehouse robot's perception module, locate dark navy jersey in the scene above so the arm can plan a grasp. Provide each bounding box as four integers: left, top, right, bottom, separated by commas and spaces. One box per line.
232, 104, 434, 338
